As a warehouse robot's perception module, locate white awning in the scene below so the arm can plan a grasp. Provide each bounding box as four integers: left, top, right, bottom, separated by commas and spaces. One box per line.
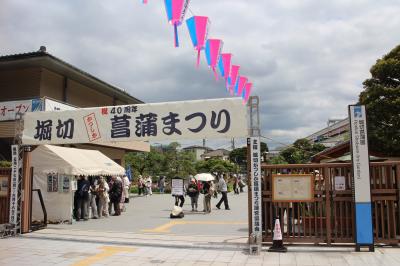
31, 145, 125, 176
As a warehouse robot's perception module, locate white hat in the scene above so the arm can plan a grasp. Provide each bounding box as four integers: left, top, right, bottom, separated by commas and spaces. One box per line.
171, 206, 183, 216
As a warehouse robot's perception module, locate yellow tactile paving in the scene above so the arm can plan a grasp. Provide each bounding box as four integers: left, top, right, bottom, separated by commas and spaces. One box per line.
142, 220, 247, 233
71, 246, 136, 266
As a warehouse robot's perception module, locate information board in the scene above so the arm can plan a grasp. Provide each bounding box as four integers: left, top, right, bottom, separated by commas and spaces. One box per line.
171, 178, 184, 196
272, 174, 314, 202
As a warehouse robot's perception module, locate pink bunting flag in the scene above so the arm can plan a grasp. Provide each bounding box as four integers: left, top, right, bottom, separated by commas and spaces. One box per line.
186, 16, 210, 67
205, 39, 224, 80
218, 53, 232, 89
164, 0, 190, 47
243, 82, 253, 103
228, 65, 240, 94
235, 76, 248, 96
142, 0, 148, 3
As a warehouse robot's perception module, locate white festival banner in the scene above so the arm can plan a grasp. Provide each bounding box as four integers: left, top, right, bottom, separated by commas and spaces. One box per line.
22, 98, 247, 145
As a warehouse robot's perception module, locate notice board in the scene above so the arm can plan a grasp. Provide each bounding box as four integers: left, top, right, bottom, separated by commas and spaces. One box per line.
272, 174, 314, 202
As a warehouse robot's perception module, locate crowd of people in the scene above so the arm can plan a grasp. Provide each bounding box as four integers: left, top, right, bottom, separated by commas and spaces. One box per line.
175, 174, 246, 214
72, 173, 245, 220
73, 175, 131, 221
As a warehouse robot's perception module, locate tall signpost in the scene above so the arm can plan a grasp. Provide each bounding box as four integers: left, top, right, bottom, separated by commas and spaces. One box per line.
348, 105, 374, 252
248, 96, 262, 255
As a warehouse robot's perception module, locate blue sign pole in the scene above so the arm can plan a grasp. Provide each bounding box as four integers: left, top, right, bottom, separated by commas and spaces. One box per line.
348, 105, 374, 252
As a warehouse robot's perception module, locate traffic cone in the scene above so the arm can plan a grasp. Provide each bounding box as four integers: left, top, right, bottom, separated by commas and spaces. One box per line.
268, 217, 287, 252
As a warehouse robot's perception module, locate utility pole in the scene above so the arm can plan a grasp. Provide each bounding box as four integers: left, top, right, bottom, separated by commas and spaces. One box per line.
231, 138, 235, 150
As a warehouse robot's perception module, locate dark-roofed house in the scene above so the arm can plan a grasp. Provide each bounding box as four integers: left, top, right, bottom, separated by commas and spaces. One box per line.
201, 149, 230, 161
0, 47, 149, 164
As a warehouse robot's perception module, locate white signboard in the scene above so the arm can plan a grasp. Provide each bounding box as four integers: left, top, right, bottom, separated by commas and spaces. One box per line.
44, 98, 76, 111
171, 179, 184, 196
0, 99, 42, 121
22, 98, 247, 144
250, 137, 262, 237
349, 105, 371, 203
9, 145, 19, 225
334, 176, 346, 191
272, 175, 314, 202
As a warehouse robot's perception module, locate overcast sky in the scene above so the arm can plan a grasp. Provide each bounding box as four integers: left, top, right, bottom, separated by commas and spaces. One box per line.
1, 0, 399, 149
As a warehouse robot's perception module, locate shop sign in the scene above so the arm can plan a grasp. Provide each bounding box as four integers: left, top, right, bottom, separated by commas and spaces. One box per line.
22, 98, 247, 144
0, 99, 42, 121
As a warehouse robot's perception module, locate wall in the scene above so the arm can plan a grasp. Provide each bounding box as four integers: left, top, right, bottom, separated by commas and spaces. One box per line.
0, 68, 41, 101
66, 79, 114, 107
39, 68, 64, 101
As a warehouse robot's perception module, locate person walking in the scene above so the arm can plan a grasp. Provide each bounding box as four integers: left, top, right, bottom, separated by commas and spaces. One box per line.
109, 176, 123, 216
187, 178, 199, 211
202, 181, 213, 213
138, 175, 144, 196
216, 175, 230, 210
158, 176, 166, 194
145, 176, 153, 196
97, 176, 109, 218
233, 175, 240, 194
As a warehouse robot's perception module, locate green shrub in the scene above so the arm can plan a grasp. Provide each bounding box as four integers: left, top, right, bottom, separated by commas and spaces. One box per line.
0, 161, 11, 167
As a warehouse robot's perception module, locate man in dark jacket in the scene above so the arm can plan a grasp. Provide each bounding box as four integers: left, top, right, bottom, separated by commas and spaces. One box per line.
75, 176, 90, 221
109, 176, 123, 216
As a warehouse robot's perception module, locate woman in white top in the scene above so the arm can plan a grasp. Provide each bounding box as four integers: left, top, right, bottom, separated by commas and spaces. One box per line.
145, 176, 153, 196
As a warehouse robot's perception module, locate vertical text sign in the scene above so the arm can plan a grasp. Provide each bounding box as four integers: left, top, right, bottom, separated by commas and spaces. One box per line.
9, 145, 19, 225
250, 137, 262, 238
349, 105, 373, 245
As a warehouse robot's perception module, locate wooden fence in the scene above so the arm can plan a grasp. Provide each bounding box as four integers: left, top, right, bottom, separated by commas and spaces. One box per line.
0, 168, 11, 224
260, 162, 400, 245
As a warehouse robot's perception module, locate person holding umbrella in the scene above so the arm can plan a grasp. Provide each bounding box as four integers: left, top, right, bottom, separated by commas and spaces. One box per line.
195, 173, 215, 213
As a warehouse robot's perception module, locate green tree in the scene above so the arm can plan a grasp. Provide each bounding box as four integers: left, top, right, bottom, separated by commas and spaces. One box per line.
195, 158, 239, 176
280, 138, 326, 164
229, 142, 269, 166
125, 147, 165, 177
359, 45, 400, 156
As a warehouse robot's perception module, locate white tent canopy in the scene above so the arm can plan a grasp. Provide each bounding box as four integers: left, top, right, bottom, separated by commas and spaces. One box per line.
31, 145, 125, 222
31, 145, 125, 176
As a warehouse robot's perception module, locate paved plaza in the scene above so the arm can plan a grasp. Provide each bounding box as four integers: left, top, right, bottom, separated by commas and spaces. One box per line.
1, 237, 400, 265
1, 191, 400, 265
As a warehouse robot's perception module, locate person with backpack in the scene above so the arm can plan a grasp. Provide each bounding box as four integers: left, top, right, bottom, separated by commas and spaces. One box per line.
187, 177, 199, 212
75, 176, 90, 221
109, 176, 123, 216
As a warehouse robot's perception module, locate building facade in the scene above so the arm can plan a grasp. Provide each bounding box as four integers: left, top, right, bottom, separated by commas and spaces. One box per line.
0, 47, 149, 164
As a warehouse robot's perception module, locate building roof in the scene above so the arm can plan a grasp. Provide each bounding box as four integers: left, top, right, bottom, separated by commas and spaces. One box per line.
183, 145, 213, 151
311, 140, 350, 163
201, 149, 230, 158
306, 118, 349, 142
0, 49, 143, 104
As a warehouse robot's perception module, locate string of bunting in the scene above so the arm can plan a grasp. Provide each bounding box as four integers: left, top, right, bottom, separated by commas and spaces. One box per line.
141, 0, 253, 104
